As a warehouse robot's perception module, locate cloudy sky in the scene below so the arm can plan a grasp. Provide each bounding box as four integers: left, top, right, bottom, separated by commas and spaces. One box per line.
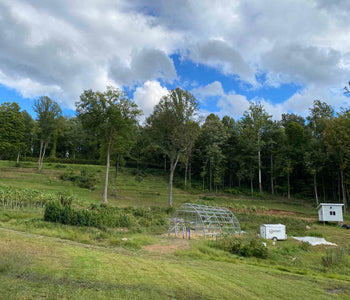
0, 0, 350, 120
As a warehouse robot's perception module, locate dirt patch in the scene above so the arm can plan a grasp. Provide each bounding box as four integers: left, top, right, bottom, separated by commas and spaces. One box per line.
259, 209, 298, 216
143, 239, 189, 254
257, 209, 316, 221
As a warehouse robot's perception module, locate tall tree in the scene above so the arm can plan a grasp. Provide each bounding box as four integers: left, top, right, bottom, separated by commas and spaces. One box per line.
241, 102, 271, 194
0, 102, 25, 161
198, 114, 227, 192
146, 88, 199, 207
76, 87, 140, 203
34, 96, 62, 170
21, 110, 35, 158
306, 100, 334, 204
324, 110, 350, 211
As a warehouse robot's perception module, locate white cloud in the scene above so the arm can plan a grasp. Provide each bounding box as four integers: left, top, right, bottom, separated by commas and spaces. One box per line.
191, 81, 224, 101
1, 0, 350, 117
133, 80, 168, 122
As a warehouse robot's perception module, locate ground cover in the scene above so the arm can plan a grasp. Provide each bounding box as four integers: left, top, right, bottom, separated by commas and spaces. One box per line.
0, 160, 349, 299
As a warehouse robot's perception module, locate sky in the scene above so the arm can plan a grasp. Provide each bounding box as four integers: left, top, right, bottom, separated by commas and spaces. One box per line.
0, 0, 350, 121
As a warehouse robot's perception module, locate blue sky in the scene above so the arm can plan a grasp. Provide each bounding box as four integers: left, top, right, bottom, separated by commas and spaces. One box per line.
0, 1, 349, 120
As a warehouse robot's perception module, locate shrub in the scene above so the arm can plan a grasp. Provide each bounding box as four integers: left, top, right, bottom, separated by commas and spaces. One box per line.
216, 237, 268, 259
60, 169, 98, 190
44, 202, 133, 229
76, 169, 98, 190
322, 247, 346, 267
299, 241, 311, 252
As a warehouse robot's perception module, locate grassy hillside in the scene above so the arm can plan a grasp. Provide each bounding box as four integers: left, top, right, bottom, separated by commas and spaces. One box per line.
0, 160, 349, 299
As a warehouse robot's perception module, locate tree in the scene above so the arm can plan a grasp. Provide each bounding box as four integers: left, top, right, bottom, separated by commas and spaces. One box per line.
198, 114, 227, 192
146, 88, 199, 207
284, 121, 306, 199
34, 96, 62, 170
0, 102, 25, 160
49, 116, 67, 159
21, 111, 35, 158
241, 102, 271, 194
306, 100, 334, 204
324, 110, 350, 211
76, 87, 140, 203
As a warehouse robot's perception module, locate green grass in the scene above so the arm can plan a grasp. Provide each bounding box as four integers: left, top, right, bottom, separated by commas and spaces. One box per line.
0, 228, 350, 299
0, 160, 350, 299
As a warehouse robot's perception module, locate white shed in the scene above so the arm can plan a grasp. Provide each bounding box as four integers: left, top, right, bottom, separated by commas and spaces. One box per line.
317, 203, 344, 222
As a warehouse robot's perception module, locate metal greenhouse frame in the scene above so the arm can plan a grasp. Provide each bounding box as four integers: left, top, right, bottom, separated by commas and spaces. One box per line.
168, 203, 241, 238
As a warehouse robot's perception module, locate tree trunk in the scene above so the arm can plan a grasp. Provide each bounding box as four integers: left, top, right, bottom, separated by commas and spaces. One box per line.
340, 168, 347, 212
16, 152, 20, 164
322, 176, 326, 201
50, 130, 57, 159
189, 161, 192, 188
112, 154, 120, 197
313, 173, 319, 205
270, 154, 274, 195
258, 148, 262, 194
38, 139, 44, 170
41, 141, 48, 167
202, 176, 205, 191
287, 172, 290, 200
338, 172, 341, 201
168, 153, 180, 207
250, 177, 253, 198
103, 138, 112, 203
209, 158, 212, 192
184, 156, 188, 186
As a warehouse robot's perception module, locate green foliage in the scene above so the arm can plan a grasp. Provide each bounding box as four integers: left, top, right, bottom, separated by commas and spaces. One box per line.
0, 102, 25, 159
0, 186, 58, 210
322, 247, 347, 267
44, 202, 132, 229
60, 169, 98, 190
299, 241, 311, 252
215, 237, 268, 259
44, 203, 170, 230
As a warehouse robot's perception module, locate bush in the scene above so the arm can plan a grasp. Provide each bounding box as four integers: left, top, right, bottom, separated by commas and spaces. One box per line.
44, 202, 133, 229
216, 237, 268, 259
322, 247, 346, 267
60, 169, 98, 190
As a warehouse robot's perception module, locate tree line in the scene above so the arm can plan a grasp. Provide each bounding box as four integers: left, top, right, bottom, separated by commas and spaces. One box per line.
0, 86, 349, 210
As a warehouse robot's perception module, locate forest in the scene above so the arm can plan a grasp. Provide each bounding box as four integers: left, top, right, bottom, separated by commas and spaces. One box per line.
1, 86, 349, 209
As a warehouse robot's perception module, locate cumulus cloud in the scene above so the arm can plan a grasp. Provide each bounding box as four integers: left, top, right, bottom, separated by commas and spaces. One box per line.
1, 0, 350, 116
188, 40, 256, 84
191, 81, 224, 101
109, 48, 177, 85
133, 80, 168, 121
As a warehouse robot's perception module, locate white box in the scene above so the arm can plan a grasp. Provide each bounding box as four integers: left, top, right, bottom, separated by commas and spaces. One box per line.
260, 224, 287, 241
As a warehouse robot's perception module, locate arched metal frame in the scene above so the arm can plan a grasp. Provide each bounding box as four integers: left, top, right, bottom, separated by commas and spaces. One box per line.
168, 203, 241, 238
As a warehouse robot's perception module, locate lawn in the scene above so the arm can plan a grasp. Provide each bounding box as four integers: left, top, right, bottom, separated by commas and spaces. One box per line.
0, 160, 349, 299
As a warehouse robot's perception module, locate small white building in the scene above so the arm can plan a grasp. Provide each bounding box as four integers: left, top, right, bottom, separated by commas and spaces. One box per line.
317, 203, 344, 222
260, 224, 287, 241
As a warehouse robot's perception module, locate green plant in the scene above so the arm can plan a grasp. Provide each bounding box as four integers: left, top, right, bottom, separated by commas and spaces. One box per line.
215, 237, 268, 259
322, 247, 346, 267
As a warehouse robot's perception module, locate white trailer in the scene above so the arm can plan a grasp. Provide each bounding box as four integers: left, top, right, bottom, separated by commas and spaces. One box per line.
260, 224, 287, 241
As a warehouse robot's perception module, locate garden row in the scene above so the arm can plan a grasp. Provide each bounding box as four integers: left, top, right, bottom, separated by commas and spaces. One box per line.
44, 201, 169, 230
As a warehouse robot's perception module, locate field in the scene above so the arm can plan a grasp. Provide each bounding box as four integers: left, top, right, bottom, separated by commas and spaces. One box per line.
0, 160, 349, 299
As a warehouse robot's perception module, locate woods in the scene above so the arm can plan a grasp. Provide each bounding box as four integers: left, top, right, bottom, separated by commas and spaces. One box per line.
1, 89, 350, 208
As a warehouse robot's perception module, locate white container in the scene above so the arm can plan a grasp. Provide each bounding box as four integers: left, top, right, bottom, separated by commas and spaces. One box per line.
260, 224, 287, 241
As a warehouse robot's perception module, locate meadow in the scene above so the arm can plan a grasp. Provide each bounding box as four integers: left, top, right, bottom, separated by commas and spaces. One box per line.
0, 160, 349, 299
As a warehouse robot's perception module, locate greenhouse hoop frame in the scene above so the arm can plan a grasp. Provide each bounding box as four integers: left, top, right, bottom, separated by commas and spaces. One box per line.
168, 203, 241, 238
